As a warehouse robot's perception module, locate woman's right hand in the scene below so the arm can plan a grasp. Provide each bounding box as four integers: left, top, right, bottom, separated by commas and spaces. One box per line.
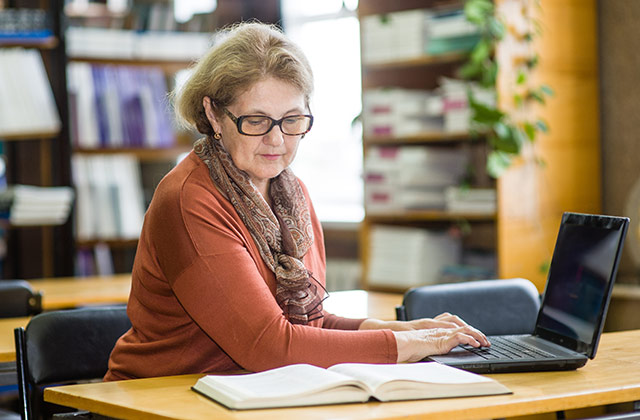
393, 323, 490, 363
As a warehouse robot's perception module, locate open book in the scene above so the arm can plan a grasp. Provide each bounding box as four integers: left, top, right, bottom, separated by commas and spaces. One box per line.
191, 362, 511, 410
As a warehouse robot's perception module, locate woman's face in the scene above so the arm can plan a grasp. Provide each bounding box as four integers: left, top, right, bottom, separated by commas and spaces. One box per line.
204, 77, 307, 195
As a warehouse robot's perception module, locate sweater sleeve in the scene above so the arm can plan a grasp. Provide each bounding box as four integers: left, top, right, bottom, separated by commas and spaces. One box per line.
170, 252, 396, 372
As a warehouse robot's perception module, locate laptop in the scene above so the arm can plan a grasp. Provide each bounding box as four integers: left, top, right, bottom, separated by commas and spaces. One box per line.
428, 212, 629, 373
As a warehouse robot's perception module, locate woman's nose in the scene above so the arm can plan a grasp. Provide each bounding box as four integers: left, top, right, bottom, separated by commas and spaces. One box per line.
263, 125, 285, 146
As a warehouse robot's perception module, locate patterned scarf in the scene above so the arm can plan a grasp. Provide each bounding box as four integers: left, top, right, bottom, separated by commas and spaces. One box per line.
194, 136, 324, 324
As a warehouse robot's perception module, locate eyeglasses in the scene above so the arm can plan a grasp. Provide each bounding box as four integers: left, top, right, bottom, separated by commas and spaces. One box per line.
221, 107, 314, 136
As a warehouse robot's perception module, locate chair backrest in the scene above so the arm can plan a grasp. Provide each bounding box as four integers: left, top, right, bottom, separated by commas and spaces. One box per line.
0, 280, 42, 318
14, 306, 131, 420
396, 278, 541, 336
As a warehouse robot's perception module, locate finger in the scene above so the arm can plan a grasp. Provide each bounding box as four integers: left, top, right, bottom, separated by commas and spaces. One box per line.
460, 325, 490, 347
434, 313, 468, 327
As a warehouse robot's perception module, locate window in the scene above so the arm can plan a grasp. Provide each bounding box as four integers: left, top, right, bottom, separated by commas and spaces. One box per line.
281, 0, 363, 223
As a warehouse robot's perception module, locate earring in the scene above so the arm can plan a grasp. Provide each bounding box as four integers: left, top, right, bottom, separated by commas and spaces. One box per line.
213, 132, 221, 140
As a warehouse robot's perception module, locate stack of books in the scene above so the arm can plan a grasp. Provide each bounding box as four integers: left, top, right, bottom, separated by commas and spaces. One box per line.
8, 185, 74, 226
66, 27, 212, 61
364, 145, 469, 213
361, 7, 480, 64
424, 9, 481, 56
440, 78, 495, 133
367, 225, 461, 288
362, 80, 494, 138
0, 48, 61, 138
72, 154, 145, 241
0, 8, 52, 42
361, 9, 432, 64
67, 62, 176, 149
445, 186, 496, 214
363, 88, 444, 138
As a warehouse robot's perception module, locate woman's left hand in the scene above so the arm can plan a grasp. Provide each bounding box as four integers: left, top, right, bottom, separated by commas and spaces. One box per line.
359, 312, 473, 332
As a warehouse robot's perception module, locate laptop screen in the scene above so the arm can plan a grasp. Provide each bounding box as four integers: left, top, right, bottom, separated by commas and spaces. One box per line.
535, 213, 628, 358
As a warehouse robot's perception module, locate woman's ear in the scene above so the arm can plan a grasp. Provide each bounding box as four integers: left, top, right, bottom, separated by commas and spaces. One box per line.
202, 96, 222, 134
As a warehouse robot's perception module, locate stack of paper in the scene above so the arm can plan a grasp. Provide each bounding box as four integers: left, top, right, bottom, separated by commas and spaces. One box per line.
9, 185, 74, 226
367, 225, 461, 288
364, 145, 469, 213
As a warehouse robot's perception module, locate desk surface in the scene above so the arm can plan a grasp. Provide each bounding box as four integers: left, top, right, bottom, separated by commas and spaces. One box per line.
0, 317, 29, 363
29, 274, 133, 310
45, 329, 640, 420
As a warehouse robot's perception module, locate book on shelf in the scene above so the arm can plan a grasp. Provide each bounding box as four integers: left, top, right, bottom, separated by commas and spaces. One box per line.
367, 225, 461, 288
0, 9, 53, 42
0, 48, 61, 138
361, 7, 480, 65
67, 62, 175, 149
192, 362, 511, 410
72, 154, 145, 241
445, 186, 496, 213
66, 27, 212, 61
424, 9, 481, 56
364, 145, 469, 213
8, 185, 74, 226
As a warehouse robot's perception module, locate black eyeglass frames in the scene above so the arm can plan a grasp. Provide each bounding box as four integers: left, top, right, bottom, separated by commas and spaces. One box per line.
221, 107, 313, 136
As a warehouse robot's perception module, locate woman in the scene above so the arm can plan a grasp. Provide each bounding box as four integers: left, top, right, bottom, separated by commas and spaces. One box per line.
105, 22, 488, 381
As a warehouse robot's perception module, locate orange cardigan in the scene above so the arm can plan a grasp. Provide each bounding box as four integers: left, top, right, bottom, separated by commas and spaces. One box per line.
105, 151, 396, 380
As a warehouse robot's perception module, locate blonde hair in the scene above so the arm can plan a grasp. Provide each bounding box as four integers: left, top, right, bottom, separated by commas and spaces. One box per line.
173, 22, 314, 135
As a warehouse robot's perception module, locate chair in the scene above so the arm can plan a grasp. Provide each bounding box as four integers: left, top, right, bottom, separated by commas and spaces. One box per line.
0, 281, 42, 318
14, 306, 131, 420
396, 278, 541, 335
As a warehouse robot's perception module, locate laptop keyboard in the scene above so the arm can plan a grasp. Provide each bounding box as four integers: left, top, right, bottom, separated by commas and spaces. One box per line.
461, 336, 555, 360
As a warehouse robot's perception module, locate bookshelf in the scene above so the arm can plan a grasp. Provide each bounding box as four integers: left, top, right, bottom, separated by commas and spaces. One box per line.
358, 0, 601, 293
358, 0, 495, 292
66, 0, 282, 275
1, 0, 75, 279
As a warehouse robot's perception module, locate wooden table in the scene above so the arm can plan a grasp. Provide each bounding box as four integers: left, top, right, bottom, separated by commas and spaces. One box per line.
44, 330, 640, 420
0, 317, 29, 364
29, 274, 132, 310
0, 317, 30, 386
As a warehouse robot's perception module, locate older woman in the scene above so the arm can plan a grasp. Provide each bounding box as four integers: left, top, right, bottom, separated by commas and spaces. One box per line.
105, 22, 488, 381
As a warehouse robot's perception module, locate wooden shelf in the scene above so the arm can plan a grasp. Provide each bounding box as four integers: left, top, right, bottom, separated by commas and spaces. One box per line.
0, 36, 59, 49
0, 129, 60, 141
358, 0, 460, 17
73, 145, 192, 162
365, 210, 496, 223
76, 238, 138, 249
364, 131, 480, 145
68, 56, 194, 74
363, 52, 468, 71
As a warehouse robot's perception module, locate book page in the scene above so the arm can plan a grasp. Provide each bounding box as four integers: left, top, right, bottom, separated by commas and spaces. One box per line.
331, 362, 492, 388
328, 362, 510, 401
202, 364, 365, 400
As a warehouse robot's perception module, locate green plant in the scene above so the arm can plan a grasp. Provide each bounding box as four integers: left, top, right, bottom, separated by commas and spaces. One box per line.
461, 0, 552, 178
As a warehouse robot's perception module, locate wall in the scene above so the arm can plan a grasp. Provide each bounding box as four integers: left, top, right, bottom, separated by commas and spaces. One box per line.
599, 0, 640, 285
